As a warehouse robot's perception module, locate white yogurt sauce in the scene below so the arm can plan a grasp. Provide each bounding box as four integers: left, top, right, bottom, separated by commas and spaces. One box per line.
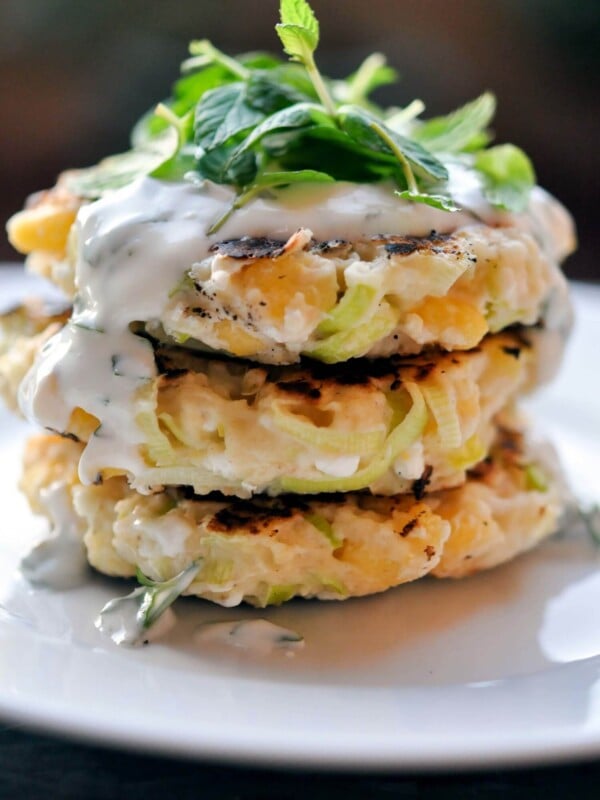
194, 619, 304, 654
95, 597, 177, 647
19, 173, 575, 486
20, 482, 89, 589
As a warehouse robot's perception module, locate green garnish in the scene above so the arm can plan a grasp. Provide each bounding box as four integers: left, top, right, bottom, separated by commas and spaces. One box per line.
66, 0, 537, 228
475, 144, 536, 213
276, 0, 335, 115
95, 561, 201, 646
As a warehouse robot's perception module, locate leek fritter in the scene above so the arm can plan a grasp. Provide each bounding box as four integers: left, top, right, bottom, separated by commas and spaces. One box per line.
162, 225, 570, 364
21, 425, 565, 607
52, 329, 544, 498
8, 181, 571, 364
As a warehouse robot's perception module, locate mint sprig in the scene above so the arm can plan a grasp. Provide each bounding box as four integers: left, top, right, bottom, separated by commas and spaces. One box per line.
275, 0, 335, 114
69, 0, 536, 225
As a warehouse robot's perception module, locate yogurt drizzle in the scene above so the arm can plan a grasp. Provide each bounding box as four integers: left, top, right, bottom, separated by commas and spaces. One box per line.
20, 168, 575, 487
20, 482, 89, 589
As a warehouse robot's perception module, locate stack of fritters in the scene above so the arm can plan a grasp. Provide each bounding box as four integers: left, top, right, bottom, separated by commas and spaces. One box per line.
4, 175, 575, 607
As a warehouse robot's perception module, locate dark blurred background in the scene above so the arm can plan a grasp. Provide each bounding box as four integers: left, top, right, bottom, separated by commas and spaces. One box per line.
1, 0, 598, 279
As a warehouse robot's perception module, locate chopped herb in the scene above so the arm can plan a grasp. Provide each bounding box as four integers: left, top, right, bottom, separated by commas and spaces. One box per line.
71, 320, 105, 334
67, 0, 537, 225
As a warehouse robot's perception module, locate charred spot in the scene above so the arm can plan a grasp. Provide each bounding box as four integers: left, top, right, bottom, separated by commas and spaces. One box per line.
311, 239, 352, 257
153, 349, 188, 378
206, 497, 307, 535
424, 545, 436, 560
502, 346, 521, 359
210, 236, 287, 260
412, 465, 433, 500
414, 362, 436, 381
373, 230, 453, 257
467, 456, 494, 480
300, 356, 400, 385
399, 516, 420, 537
496, 425, 525, 459
504, 326, 533, 349
276, 379, 322, 400
189, 307, 211, 318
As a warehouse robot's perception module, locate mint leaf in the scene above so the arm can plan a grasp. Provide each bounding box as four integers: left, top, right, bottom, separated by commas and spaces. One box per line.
344, 53, 398, 106
253, 168, 334, 189
239, 52, 283, 70
475, 143, 535, 212
245, 72, 312, 113
414, 92, 496, 153
395, 190, 459, 212
337, 105, 448, 183
187, 39, 249, 80
65, 128, 181, 198
208, 168, 334, 233
226, 102, 332, 169
131, 64, 236, 149
276, 0, 320, 58
197, 143, 257, 186
194, 83, 265, 150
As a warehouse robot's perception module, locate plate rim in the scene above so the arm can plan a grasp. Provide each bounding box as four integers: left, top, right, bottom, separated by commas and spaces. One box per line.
1, 265, 599, 770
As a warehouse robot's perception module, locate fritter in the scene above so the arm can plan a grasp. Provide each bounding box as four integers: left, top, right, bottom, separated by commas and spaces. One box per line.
34, 329, 548, 497
21, 424, 565, 607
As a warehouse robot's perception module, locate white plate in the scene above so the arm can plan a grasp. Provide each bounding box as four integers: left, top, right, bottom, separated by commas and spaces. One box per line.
0, 268, 599, 771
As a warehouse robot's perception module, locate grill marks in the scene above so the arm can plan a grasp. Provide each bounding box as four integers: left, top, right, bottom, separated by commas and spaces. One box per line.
150, 336, 477, 392
208, 229, 462, 263
210, 237, 288, 260
371, 230, 463, 259
208, 498, 299, 535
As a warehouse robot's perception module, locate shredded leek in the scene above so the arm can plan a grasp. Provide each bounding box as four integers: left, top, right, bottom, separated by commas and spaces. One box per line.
168, 273, 195, 299
280, 382, 427, 493
263, 584, 298, 606
383, 382, 427, 461
158, 411, 191, 446
135, 467, 241, 493
135, 385, 176, 465
272, 400, 386, 454
95, 561, 201, 646
307, 301, 398, 363
448, 434, 486, 470
318, 576, 348, 596
304, 512, 343, 548
422, 380, 462, 450
524, 463, 549, 492
316, 284, 378, 337
199, 559, 235, 585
